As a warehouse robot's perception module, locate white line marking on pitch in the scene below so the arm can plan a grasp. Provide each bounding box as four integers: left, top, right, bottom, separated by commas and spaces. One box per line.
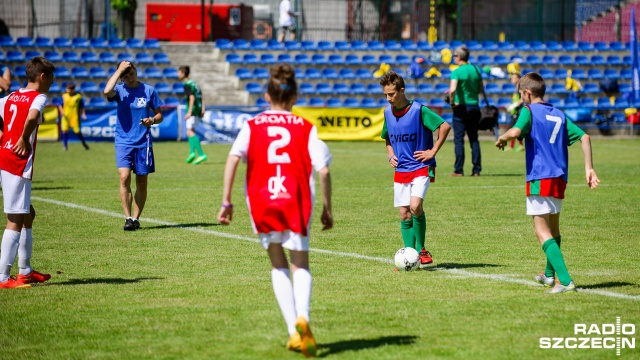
33, 196, 640, 301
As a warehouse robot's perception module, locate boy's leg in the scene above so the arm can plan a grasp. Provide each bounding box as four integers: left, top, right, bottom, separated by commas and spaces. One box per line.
544, 214, 561, 277
267, 243, 298, 338
399, 206, 414, 249
534, 215, 572, 286
133, 174, 148, 220
61, 131, 68, 150
75, 130, 90, 150
1, 214, 25, 282
290, 249, 316, 358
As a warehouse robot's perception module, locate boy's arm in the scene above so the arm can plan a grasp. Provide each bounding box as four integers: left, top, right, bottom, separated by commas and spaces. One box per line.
217, 155, 241, 225
318, 166, 333, 230
385, 138, 397, 168
496, 127, 522, 151
579, 134, 600, 189
13, 109, 40, 156
187, 94, 195, 118
103, 61, 130, 98
414, 121, 451, 163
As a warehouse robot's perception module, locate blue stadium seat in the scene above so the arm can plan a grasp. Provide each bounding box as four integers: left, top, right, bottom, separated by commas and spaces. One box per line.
98, 51, 117, 63
34, 36, 52, 47
557, 55, 573, 65
295, 68, 305, 79
117, 52, 134, 62
277, 53, 292, 63
513, 40, 529, 50
400, 40, 417, 51
259, 53, 275, 64
153, 52, 171, 64
593, 41, 608, 51
434, 83, 449, 93
71, 66, 89, 78
606, 55, 622, 65
545, 41, 561, 50
52, 37, 71, 48
367, 83, 383, 94
24, 50, 40, 59
378, 54, 393, 64
235, 68, 251, 79
609, 41, 624, 51
0, 51, 4, 61
349, 83, 366, 94
304, 68, 321, 79
171, 82, 184, 95
465, 40, 481, 50
577, 41, 593, 51
343, 97, 359, 107
429, 40, 446, 50
143, 38, 161, 49
334, 41, 350, 51
294, 53, 310, 64
13, 65, 26, 76
571, 69, 586, 79
0, 36, 14, 47
316, 82, 332, 94
550, 83, 567, 94
89, 66, 107, 78
90, 37, 108, 48
362, 54, 377, 65
350, 40, 366, 50
70, 37, 90, 48
529, 41, 545, 50
155, 82, 171, 94
361, 97, 378, 107
355, 68, 371, 78
416, 40, 433, 51
476, 55, 491, 64
299, 83, 314, 94
317, 41, 333, 51
449, 40, 463, 48
224, 53, 241, 63
441, 113, 453, 124
501, 84, 516, 94
126, 38, 144, 49
603, 68, 619, 79
480, 40, 498, 50
560, 40, 577, 50
538, 68, 553, 79
547, 97, 562, 107
525, 54, 541, 65
339, 68, 355, 79
583, 83, 600, 93
484, 83, 500, 94
284, 40, 301, 50
596, 97, 612, 108
321, 68, 338, 79
429, 98, 448, 107
378, 97, 389, 106
345, 54, 360, 65
414, 98, 427, 105
79, 81, 99, 93
49, 81, 61, 93
404, 83, 417, 94
135, 52, 154, 64
493, 54, 509, 65
562, 98, 579, 107
54, 66, 71, 78
80, 51, 98, 62
497, 98, 511, 108
246, 82, 262, 93
164, 96, 180, 106
242, 53, 258, 64
395, 54, 411, 65
215, 38, 232, 50
7, 50, 25, 62
497, 41, 514, 50
309, 97, 324, 106
613, 98, 629, 109
249, 39, 266, 50
554, 69, 568, 79
17, 36, 35, 47
61, 51, 80, 62
418, 83, 434, 93
255, 98, 268, 107
619, 83, 631, 92
144, 67, 162, 78
333, 82, 349, 94
266, 39, 284, 50
580, 98, 596, 108
108, 38, 127, 48
311, 54, 327, 64
367, 40, 384, 50
541, 55, 557, 64
9, 80, 21, 92
326, 97, 342, 107
294, 98, 307, 106
521, 68, 535, 76
300, 40, 317, 51
328, 54, 344, 65
162, 67, 178, 79
590, 55, 605, 65
88, 97, 107, 107
574, 55, 589, 65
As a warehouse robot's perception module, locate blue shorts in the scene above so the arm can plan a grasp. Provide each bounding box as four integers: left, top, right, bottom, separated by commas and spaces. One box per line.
115, 146, 155, 175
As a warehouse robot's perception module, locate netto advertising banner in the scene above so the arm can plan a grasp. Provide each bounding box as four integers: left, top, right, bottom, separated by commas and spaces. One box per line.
292, 106, 385, 141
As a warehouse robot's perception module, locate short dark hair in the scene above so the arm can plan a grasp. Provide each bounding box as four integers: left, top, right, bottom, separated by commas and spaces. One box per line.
267, 63, 297, 104
519, 72, 546, 98
178, 65, 190, 77
25, 56, 55, 82
378, 70, 405, 91
66, 82, 76, 90
116, 61, 136, 78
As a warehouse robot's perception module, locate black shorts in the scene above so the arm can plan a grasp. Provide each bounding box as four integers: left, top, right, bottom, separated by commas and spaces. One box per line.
281, 25, 296, 34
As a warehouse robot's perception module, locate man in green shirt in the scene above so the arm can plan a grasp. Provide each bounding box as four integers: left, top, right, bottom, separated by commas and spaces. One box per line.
178, 65, 207, 165
449, 46, 483, 176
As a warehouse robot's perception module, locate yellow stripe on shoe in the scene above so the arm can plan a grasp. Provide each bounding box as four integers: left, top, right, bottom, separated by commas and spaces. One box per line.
295, 316, 317, 358
286, 332, 301, 351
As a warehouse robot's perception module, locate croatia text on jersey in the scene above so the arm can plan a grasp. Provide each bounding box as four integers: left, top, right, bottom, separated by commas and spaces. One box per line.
254, 113, 305, 125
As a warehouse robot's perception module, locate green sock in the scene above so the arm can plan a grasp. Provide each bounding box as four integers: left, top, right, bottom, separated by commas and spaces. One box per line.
192, 136, 205, 156
412, 213, 426, 251
544, 236, 561, 278
400, 220, 415, 249
187, 136, 197, 154
542, 238, 572, 285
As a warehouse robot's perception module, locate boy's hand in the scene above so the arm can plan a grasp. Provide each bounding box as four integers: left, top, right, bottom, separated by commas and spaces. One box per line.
586, 169, 600, 189
140, 117, 154, 127
12, 138, 31, 156
414, 149, 435, 162
495, 138, 507, 151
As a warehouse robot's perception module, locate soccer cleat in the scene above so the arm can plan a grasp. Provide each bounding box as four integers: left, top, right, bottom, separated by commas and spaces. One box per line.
133, 219, 140, 230
193, 154, 208, 165
185, 153, 196, 163
419, 248, 433, 268
17, 270, 51, 285
547, 280, 577, 294
286, 332, 301, 351
124, 218, 135, 231
534, 273, 555, 287
0, 277, 31, 289
295, 316, 317, 358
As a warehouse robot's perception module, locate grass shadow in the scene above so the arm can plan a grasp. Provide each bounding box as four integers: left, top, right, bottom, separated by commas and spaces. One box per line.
430, 263, 502, 270
50, 277, 163, 286
32, 186, 73, 191
578, 281, 639, 289
317, 335, 417, 357
142, 223, 221, 230
477, 173, 523, 177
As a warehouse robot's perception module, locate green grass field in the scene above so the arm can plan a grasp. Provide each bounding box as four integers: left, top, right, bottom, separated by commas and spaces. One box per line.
0, 138, 639, 360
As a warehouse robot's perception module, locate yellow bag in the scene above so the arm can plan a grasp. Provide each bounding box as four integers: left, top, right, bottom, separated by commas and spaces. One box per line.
373, 63, 391, 78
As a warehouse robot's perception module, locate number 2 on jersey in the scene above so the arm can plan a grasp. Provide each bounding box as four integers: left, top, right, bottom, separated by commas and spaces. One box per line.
267, 126, 291, 164
545, 114, 562, 144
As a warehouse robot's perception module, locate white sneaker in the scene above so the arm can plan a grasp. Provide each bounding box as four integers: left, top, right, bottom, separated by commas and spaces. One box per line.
547, 281, 577, 294
534, 273, 556, 287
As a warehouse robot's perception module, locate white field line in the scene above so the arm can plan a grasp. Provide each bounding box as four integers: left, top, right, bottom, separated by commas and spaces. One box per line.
33, 196, 640, 301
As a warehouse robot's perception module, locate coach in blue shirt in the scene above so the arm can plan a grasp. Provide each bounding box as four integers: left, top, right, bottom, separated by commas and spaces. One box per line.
104, 61, 163, 231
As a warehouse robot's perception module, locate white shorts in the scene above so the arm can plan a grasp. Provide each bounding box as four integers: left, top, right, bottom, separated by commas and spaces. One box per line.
394, 176, 430, 207
526, 195, 563, 215
1, 170, 31, 214
259, 230, 309, 251
185, 115, 200, 130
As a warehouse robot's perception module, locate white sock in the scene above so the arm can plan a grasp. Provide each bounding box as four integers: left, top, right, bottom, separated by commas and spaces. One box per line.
18, 228, 33, 276
0, 229, 21, 282
293, 268, 312, 323
271, 268, 297, 336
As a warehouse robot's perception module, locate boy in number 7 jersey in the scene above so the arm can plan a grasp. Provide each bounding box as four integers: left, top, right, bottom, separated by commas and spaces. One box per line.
496, 72, 600, 294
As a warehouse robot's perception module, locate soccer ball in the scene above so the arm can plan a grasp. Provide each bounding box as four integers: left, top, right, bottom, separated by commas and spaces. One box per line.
394, 247, 420, 271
